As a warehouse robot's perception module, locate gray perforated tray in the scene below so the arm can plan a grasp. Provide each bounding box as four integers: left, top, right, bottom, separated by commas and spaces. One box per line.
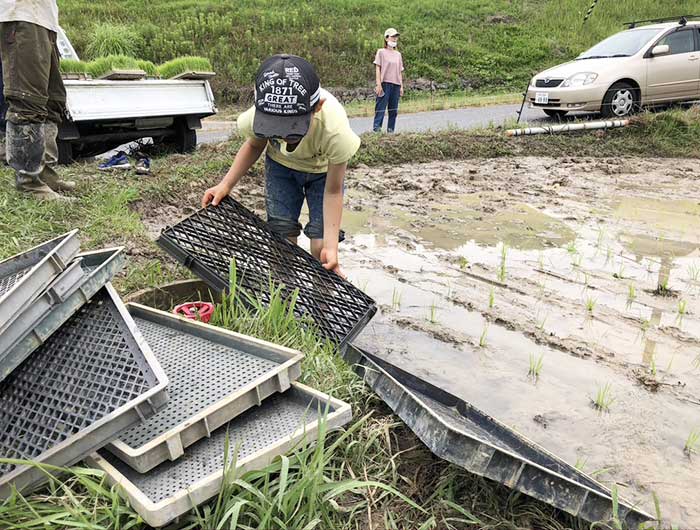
0, 283, 169, 497
0, 248, 125, 382
87, 383, 351, 528
106, 303, 303, 473
0, 230, 80, 335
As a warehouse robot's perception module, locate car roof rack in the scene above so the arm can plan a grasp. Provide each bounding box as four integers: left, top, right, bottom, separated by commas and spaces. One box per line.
624, 15, 700, 29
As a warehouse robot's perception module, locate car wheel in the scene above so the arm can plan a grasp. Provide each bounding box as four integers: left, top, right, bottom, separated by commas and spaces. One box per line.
543, 109, 568, 120
601, 82, 638, 118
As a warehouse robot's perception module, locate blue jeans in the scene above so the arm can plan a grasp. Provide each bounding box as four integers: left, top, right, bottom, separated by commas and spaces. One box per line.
373, 82, 400, 132
265, 155, 328, 240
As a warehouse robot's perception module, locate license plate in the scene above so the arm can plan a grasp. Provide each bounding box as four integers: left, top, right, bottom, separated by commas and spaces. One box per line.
535, 92, 549, 104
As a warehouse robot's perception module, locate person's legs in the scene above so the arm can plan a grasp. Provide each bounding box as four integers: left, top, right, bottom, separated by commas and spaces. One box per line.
303, 171, 345, 259
265, 156, 305, 242
1, 21, 63, 199
40, 32, 74, 192
372, 83, 389, 132
386, 83, 400, 133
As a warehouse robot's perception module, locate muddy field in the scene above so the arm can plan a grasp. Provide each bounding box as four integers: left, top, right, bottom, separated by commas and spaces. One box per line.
336, 157, 700, 527
143, 155, 700, 527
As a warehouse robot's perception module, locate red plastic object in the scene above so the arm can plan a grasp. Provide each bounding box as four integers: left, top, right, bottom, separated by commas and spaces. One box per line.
173, 302, 215, 324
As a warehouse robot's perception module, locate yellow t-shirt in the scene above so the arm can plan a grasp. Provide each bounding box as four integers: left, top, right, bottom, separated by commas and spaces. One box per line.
237, 89, 361, 174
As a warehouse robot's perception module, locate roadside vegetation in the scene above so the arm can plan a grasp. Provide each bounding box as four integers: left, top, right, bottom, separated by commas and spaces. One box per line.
57, 0, 697, 103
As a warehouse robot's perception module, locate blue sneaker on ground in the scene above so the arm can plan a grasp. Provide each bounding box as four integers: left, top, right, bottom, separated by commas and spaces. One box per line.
98, 151, 130, 171
135, 156, 151, 175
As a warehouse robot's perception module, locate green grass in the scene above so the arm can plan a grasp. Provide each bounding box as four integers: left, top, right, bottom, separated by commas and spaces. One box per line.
136, 59, 158, 77
685, 429, 700, 457
157, 56, 214, 79
57, 0, 697, 104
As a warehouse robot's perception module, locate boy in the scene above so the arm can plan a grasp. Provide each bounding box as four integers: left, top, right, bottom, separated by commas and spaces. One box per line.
202, 54, 360, 276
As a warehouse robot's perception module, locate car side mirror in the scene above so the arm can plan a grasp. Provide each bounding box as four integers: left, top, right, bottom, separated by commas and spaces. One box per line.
651, 44, 670, 56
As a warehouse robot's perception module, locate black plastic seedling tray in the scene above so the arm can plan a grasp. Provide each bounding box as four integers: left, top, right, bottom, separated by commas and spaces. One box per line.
0, 284, 169, 496
156, 197, 376, 347
344, 345, 655, 528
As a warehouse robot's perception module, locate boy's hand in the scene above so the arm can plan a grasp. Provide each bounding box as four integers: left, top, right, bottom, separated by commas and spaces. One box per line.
320, 247, 345, 278
201, 182, 232, 208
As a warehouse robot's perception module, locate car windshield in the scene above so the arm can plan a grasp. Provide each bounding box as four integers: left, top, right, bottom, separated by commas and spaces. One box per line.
577, 28, 660, 59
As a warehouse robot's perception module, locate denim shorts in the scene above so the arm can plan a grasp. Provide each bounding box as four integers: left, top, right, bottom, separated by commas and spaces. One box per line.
265, 155, 328, 240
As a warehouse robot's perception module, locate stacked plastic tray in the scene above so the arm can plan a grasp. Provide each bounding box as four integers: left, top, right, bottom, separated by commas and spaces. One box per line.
87, 303, 351, 527
0, 231, 353, 527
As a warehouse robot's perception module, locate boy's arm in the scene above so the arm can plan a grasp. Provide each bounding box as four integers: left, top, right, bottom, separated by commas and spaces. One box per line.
320, 161, 346, 276
201, 137, 267, 207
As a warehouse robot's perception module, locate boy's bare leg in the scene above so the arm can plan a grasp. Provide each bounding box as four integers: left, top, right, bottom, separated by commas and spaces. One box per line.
310, 238, 323, 259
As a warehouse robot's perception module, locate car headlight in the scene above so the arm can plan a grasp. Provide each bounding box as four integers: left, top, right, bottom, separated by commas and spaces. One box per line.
562, 72, 598, 87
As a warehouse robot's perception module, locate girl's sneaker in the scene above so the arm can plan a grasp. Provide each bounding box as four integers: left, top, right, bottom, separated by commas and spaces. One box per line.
98, 151, 131, 171
135, 156, 151, 175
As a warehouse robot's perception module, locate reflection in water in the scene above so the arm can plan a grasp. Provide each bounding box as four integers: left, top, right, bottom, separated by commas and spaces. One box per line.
641, 258, 671, 367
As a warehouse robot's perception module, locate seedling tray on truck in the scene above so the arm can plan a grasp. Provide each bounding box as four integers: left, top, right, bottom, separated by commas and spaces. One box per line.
107, 303, 303, 473
156, 196, 376, 348
87, 383, 351, 527
0, 283, 169, 496
0, 248, 125, 381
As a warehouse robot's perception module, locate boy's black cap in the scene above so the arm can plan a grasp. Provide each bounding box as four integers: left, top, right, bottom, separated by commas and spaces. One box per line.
253, 54, 321, 139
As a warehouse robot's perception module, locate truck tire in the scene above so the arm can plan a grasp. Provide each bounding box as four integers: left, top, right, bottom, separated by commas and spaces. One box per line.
57, 140, 74, 165
174, 118, 197, 153
601, 82, 639, 118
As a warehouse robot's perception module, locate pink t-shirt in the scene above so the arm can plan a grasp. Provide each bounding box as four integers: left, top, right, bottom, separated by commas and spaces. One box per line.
374, 48, 404, 85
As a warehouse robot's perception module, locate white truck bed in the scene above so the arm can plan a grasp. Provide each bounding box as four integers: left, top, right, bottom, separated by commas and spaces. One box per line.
64, 79, 217, 122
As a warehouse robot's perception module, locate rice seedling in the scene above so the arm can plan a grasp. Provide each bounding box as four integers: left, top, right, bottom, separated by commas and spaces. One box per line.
488, 287, 495, 309
566, 240, 577, 254
85, 54, 140, 78
535, 310, 548, 331
656, 278, 672, 296
136, 59, 159, 77
688, 263, 700, 282
391, 287, 402, 310
693, 353, 700, 370
528, 353, 544, 380
595, 228, 606, 249
428, 300, 439, 324
158, 56, 214, 79
684, 428, 700, 457
85, 22, 141, 58
537, 252, 545, 270
446, 280, 453, 300
585, 295, 596, 314
649, 353, 657, 377
574, 456, 587, 471
571, 253, 582, 268
640, 318, 651, 337
59, 58, 89, 74
676, 299, 688, 324
612, 264, 625, 279
479, 322, 489, 347
591, 383, 614, 412
458, 256, 469, 270
605, 246, 614, 265
626, 283, 636, 308
359, 279, 369, 293
497, 244, 508, 283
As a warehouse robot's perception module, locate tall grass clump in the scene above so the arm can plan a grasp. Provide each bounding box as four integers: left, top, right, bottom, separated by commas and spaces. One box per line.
158, 56, 213, 79
85, 22, 141, 58
86, 55, 140, 78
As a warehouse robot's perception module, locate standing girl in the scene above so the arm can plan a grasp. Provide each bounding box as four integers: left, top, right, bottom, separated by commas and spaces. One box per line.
373, 28, 404, 133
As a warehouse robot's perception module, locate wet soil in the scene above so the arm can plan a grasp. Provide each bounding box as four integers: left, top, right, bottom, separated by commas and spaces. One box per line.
138, 155, 700, 527
338, 157, 700, 528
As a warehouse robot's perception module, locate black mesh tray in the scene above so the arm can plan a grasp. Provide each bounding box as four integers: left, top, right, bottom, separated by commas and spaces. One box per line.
87, 383, 352, 527
156, 197, 376, 347
345, 345, 654, 527
0, 284, 169, 496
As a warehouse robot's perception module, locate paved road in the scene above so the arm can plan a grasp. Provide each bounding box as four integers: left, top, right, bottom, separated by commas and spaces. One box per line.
196, 103, 593, 145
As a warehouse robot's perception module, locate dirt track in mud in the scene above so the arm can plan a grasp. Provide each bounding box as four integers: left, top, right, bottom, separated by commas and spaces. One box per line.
140, 155, 700, 527
337, 157, 700, 528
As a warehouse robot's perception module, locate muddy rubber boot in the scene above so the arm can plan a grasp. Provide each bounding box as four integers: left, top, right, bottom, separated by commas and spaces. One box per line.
39, 122, 76, 192
6, 121, 66, 201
